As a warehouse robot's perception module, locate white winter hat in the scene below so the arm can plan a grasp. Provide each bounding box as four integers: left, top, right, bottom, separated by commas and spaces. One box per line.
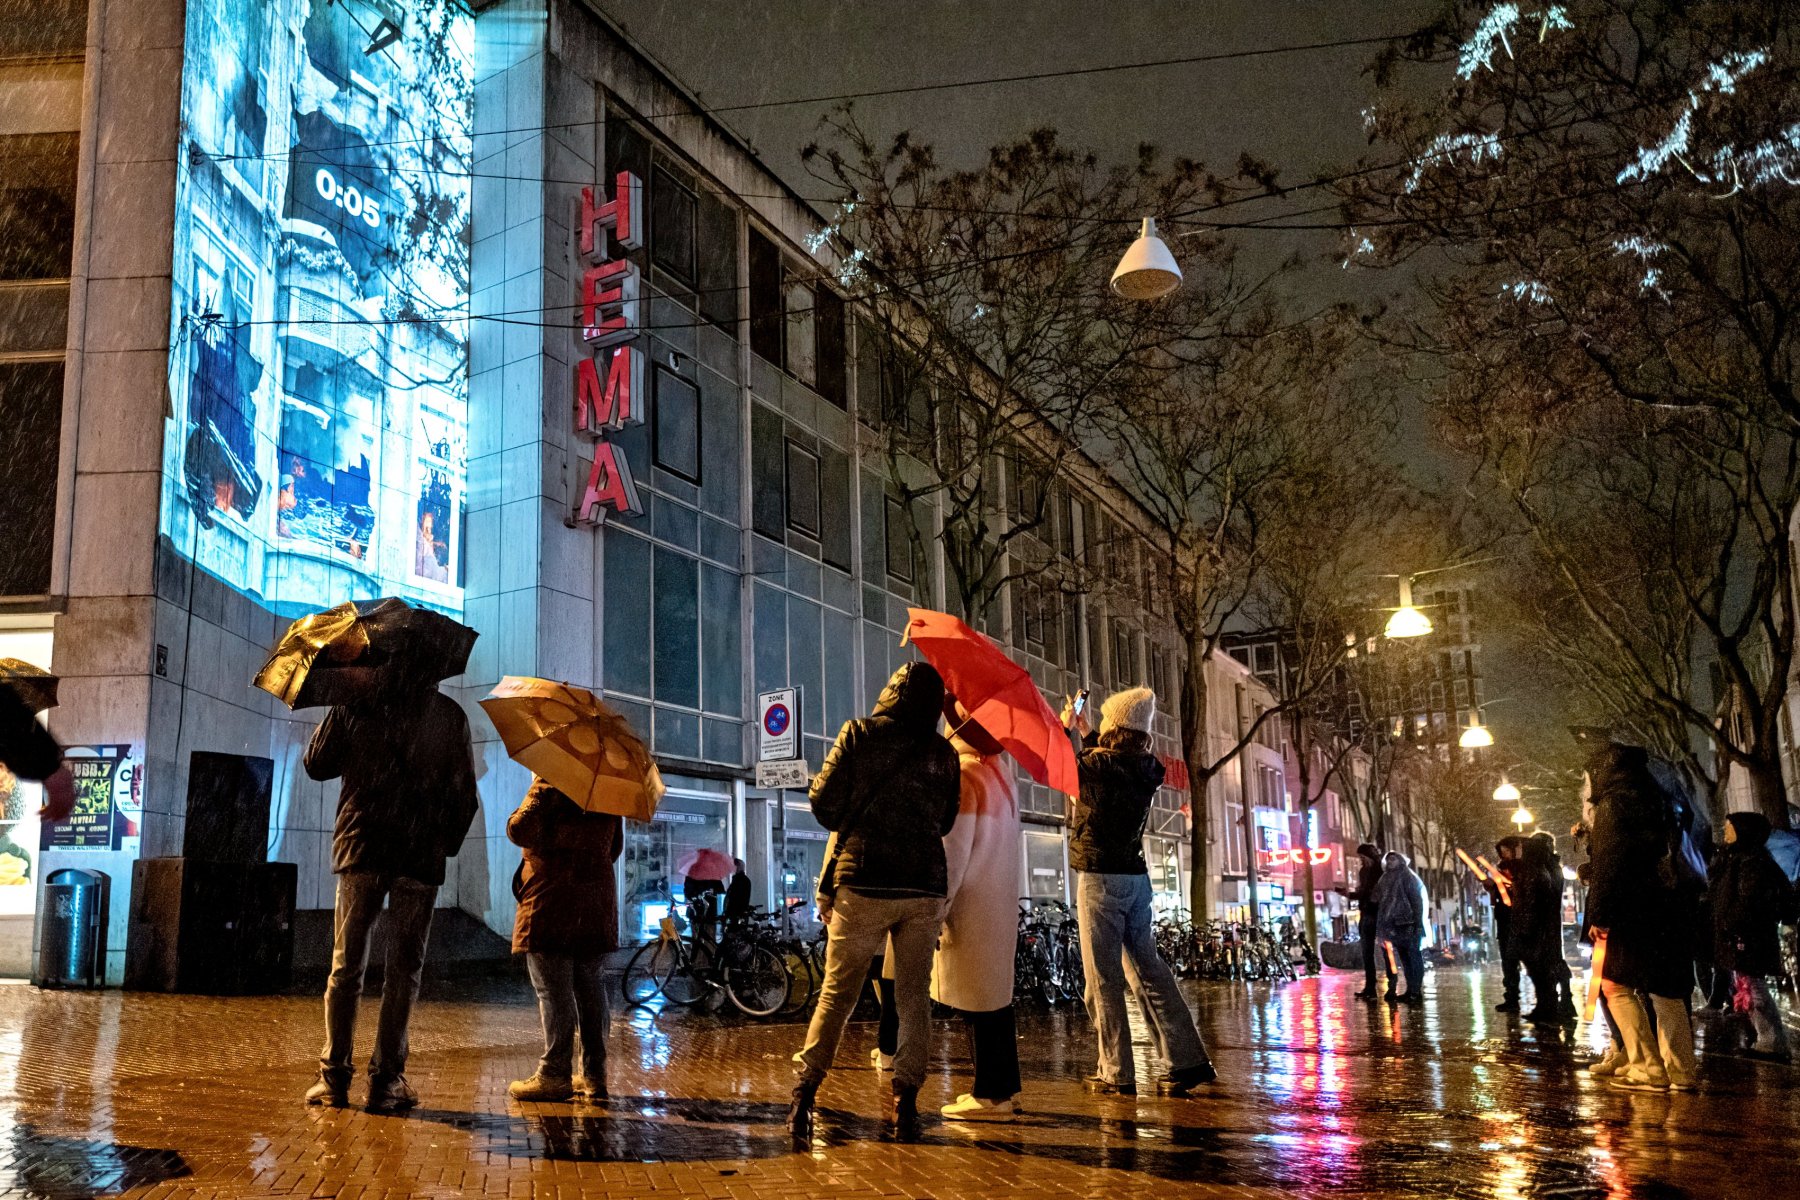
1099, 687, 1157, 735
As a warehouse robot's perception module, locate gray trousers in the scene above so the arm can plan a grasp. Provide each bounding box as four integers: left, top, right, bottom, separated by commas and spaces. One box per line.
321, 871, 438, 1081
798, 889, 944, 1090
527, 952, 609, 1083
1076, 871, 1209, 1086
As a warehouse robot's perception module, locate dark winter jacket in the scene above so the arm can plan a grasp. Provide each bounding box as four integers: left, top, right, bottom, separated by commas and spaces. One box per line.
1352, 847, 1383, 928
1711, 812, 1797, 977
1584, 741, 1695, 997
0, 687, 60, 781
1069, 728, 1165, 874
508, 779, 624, 957
1373, 852, 1425, 943
810, 662, 960, 899
305, 687, 479, 887
1509, 837, 1563, 966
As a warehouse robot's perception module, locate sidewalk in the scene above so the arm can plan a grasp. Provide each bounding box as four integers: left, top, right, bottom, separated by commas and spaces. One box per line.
0, 968, 1795, 1198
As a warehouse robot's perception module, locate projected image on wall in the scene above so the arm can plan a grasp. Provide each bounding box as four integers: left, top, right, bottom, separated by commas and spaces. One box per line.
162, 0, 472, 617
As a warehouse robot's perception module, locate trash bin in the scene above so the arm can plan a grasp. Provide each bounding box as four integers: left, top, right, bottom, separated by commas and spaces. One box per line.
35, 868, 109, 989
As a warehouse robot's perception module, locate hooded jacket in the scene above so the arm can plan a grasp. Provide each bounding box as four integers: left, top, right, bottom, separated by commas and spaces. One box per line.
810, 662, 961, 899
1711, 812, 1797, 976
1584, 741, 1696, 996
1373, 852, 1425, 943
304, 687, 480, 887
1068, 727, 1164, 874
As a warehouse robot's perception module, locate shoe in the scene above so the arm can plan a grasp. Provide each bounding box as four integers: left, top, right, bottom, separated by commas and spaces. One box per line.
1495, 999, 1519, 1013
890, 1084, 922, 1143
1084, 1076, 1136, 1096
870, 1047, 894, 1072
574, 1075, 608, 1102
304, 1070, 351, 1108
786, 1081, 817, 1148
1609, 1067, 1669, 1093
365, 1074, 419, 1113
1665, 1071, 1698, 1093
1587, 1048, 1624, 1077
1523, 1007, 1557, 1025
508, 1073, 575, 1102
941, 1093, 1018, 1121
1403, 994, 1425, 1008
1353, 988, 1377, 1000
1558, 1000, 1579, 1022
1158, 1063, 1217, 1096
1383, 991, 1398, 1005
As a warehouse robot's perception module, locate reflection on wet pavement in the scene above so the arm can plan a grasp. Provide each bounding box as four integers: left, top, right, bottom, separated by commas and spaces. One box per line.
0, 968, 1791, 1196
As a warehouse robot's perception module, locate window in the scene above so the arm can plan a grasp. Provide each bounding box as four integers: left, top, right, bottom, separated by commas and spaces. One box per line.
1111, 621, 1137, 686
650, 165, 697, 285
0, 0, 86, 57
696, 188, 738, 332
748, 229, 782, 364
818, 445, 851, 571
0, 133, 77, 281
884, 497, 913, 582
784, 278, 815, 386
784, 440, 819, 538
749, 402, 784, 541
815, 288, 846, 407
0, 361, 61, 595
652, 365, 700, 483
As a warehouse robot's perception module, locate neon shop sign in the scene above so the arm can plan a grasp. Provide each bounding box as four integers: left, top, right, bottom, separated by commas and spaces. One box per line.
572, 170, 646, 525
1261, 847, 1335, 867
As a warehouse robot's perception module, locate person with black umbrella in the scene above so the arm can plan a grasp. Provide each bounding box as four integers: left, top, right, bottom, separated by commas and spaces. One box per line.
0, 664, 75, 823
299, 637, 479, 1113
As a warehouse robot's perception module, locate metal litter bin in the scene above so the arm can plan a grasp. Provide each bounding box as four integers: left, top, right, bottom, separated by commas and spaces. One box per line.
35, 868, 109, 988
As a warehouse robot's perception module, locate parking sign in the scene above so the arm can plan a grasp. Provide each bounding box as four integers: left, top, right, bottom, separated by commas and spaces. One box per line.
757, 688, 800, 762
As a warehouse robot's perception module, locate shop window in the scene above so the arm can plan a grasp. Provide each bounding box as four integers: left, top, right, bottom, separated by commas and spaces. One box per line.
784, 440, 820, 538
884, 496, 913, 582
818, 445, 852, 571
653, 365, 700, 483
784, 278, 815, 387
749, 402, 784, 541
814, 287, 845, 407
0, 361, 60, 595
748, 229, 782, 365
650, 164, 697, 286
696, 188, 738, 332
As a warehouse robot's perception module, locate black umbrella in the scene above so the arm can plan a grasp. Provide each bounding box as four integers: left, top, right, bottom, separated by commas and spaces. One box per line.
254, 598, 476, 710
0, 660, 57, 713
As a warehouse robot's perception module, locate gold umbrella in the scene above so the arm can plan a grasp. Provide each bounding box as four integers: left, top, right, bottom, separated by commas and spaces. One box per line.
254, 598, 476, 710
480, 676, 664, 820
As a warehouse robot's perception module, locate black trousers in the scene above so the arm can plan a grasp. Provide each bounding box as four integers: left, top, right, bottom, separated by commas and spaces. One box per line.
963, 1005, 1022, 1100
1359, 918, 1381, 991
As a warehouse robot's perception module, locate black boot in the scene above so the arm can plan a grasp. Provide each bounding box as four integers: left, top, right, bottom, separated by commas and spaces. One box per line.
890, 1084, 922, 1143
786, 1080, 817, 1148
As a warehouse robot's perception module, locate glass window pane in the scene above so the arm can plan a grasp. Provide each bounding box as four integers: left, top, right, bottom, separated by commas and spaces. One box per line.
785, 440, 819, 538
815, 287, 845, 407
652, 365, 700, 483
701, 564, 742, 716
824, 608, 855, 735
884, 496, 912, 582
653, 547, 701, 709
0, 133, 77, 281
788, 596, 824, 736
784, 279, 815, 386
749, 402, 784, 541
748, 230, 781, 365
602, 529, 653, 696
751, 582, 787, 697
650, 165, 696, 284
0, 360, 60, 595
697, 188, 738, 332
818, 445, 851, 571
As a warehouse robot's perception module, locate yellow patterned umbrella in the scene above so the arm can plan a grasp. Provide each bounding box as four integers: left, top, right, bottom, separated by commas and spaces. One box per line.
479, 676, 664, 820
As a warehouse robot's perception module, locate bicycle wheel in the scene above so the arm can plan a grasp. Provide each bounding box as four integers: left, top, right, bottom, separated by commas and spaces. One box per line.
658, 938, 714, 1007
777, 943, 815, 1015
725, 942, 791, 1017
622, 940, 666, 1007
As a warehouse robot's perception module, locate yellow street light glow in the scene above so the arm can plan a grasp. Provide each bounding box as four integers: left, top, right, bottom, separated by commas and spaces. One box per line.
1511, 805, 1534, 829
1493, 779, 1521, 803
1459, 713, 1494, 749
1384, 576, 1433, 639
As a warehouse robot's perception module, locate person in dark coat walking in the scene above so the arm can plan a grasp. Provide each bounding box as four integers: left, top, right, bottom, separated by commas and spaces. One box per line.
1710, 811, 1796, 1060
1488, 836, 1525, 1012
302, 680, 479, 1112
1585, 741, 1698, 1091
1349, 843, 1387, 1000
1064, 687, 1215, 1095
506, 778, 624, 1101
788, 662, 961, 1145
1513, 834, 1572, 1023
1373, 851, 1427, 1005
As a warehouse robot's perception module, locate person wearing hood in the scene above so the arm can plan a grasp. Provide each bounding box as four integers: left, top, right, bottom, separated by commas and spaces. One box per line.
1710, 811, 1797, 1060
1584, 741, 1699, 1092
1513, 834, 1572, 1023
1372, 851, 1426, 1006
1063, 687, 1215, 1097
788, 662, 961, 1145
933, 696, 1026, 1121
1348, 843, 1387, 1000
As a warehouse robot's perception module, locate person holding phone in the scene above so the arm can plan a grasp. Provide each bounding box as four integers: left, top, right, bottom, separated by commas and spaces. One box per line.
1062, 687, 1216, 1097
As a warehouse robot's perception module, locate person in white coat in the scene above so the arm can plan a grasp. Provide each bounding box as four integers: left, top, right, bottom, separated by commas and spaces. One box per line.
934, 698, 1025, 1120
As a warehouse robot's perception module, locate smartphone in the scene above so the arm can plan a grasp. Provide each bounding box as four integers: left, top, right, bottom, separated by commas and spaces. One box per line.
1072, 689, 1089, 717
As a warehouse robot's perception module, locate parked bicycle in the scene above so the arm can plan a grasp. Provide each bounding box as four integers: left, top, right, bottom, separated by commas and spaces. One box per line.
621, 901, 791, 1017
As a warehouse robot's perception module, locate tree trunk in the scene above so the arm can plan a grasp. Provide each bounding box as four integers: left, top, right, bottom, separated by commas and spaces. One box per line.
1745, 753, 1791, 830
1300, 835, 1318, 946
1181, 647, 1212, 919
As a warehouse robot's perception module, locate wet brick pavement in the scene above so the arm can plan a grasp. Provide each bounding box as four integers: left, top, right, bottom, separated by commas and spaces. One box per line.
0, 966, 1794, 1198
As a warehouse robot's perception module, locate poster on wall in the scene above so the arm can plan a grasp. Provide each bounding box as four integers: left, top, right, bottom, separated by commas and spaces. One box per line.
160, 0, 474, 620
0, 765, 41, 914
43, 745, 138, 852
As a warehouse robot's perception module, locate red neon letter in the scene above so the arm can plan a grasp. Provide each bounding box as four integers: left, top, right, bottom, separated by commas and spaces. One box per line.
581, 259, 639, 347
578, 170, 643, 257
574, 345, 643, 435
576, 440, 643, 526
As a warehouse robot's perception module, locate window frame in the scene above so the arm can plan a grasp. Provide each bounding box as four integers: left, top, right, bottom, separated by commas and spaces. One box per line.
784, 438, 821, 539
651, 363, 702, 485
650, 163, 698, 287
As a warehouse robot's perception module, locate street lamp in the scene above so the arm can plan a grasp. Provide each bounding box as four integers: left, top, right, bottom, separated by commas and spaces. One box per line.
1510, 805, 1534, 831
1110, 218, 1183, 299
1458, 711, 1494, 749
1492, 778, 1521, 803
1383, 576, 1433, 639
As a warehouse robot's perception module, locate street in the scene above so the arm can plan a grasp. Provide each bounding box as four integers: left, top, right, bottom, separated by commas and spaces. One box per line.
0, 968, 1791, 1199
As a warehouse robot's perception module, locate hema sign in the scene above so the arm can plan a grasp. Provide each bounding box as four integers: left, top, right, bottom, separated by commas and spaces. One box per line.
572, 169, 647, 526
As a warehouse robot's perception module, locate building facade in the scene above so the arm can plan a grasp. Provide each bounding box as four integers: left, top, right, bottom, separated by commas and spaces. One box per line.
0, 0, 1285, 980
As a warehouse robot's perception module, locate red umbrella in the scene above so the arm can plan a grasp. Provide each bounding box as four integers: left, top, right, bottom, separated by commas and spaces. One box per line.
676, 846, 735, 881
902, 608, 1079, 796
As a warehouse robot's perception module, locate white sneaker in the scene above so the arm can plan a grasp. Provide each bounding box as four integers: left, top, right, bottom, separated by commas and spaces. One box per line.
870, 1047, 894, 1072
1587, 1048, 1624, 1077
1609, 1066, 1669, 1092
941, 1093, 1017, 1121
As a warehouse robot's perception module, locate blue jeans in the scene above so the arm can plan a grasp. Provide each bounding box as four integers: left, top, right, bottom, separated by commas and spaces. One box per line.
526, 952, 609, 1083
1076, 872, 1209, 1086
